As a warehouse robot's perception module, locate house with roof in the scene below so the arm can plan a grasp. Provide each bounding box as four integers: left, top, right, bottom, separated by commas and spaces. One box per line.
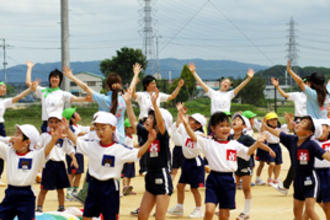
69, 72, 105, 95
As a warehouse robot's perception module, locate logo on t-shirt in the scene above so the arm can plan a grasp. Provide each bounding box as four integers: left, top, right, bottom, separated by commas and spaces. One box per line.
297, 149, 309, 165
226, 149, 237, 161
102, 155, 115, 167
18, 158, 32, 170
322, 143, 330, 152
149, 140, 160, 158
185, 138, 194, 149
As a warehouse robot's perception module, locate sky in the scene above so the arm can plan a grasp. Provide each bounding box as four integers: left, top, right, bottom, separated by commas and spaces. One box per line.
1, 0, 330, 69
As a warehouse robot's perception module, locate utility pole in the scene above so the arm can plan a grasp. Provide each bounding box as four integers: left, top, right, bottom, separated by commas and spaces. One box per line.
155, 35, 161, 74
61, 0, 70, 91
0, 39, 10, 82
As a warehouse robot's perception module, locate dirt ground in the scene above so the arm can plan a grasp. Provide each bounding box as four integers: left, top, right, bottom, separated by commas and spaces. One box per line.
0, 146, 325, 220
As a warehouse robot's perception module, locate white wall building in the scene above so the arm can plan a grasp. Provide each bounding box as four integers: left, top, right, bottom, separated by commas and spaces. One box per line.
70, 72, 105, 95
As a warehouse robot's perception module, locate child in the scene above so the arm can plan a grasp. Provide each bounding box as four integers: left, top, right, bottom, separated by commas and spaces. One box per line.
242, 110, 262, 136
66, 111, 156, 220
36, 111, 78, 212
62, 107, 88, 200
262, 115, 330, 220
122, 118, 138, 196
168, 106, 206, 218
124, 89, 173, 220
0, 123, 62, 220
180, 111, 266, 220
231, 113, 275, 220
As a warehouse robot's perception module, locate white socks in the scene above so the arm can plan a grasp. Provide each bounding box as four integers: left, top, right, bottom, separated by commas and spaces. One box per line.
244, 199, 251, 215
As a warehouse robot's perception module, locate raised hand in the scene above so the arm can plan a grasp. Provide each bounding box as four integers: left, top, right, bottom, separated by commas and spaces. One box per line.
63, 66, 73, 78
31, 80, 40, 90
151, 88, 159, 105
271, 77, 279, 87
123, 88, 132, 104
26, 61, 34, 69
187, 62, 196, 73
178, 79, 184, 87
287, 60, 291, 72
112, 83, 122, 91
247, 69, 255, 79
133, 63, 142, 76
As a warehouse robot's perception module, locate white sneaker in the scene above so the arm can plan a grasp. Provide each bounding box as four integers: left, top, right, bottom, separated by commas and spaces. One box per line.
189, 208, 203, 218
271, 184, 288, 196
0, 180, 6, 187
168, 206, 183, 216
236, 212, 250, 220
255, 179, 266, 186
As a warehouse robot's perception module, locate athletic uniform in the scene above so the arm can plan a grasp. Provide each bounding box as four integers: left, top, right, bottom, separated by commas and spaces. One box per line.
121, 135, 136, 179
0, 143, 46, 220
76, 138, 140, 220
171, 123, 184, 170
135, 91, 169, 120
39, 133, 74, 190
191, 136, 251, 209
35, 86, 72, 132
314, 139, 330, 203
279, 132, 326, 200
137, 124, 173, 195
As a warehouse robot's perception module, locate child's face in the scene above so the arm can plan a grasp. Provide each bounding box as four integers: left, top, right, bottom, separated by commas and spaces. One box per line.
72, 112, 81, 124
267, 118, 278, 128
295, 119, 313, 137
0, 85, 6, 96
211, 121, 231, 140
220, 79, 231, 91
319, 124, 329, 140
145, 114, 155, 131
232, 116, 245, 131
125, 127, 134, 136
188, 117, 201, 131
50, 75, 60, 88
95, 123, 114, 143
48, 117, 61, 130
11, 128, 29, 153
146, 81, 157, 92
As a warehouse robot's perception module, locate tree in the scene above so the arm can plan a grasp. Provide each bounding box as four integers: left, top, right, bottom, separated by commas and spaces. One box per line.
100, 47, 147, 85
170, 65, 196, 102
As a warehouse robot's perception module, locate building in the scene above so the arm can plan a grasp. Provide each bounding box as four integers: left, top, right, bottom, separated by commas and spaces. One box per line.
264, 85, 291, 100
70, 72, 105, 95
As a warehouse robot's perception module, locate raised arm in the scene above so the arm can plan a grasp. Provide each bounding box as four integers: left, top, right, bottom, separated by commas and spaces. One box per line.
234, 69, 254, 96
322, 152, 330, 161
167, 79, 184, 101
12, 86, 33, 103
63, 66, 94, 97
70, 94, 92, 103
152, 89, 165, 134
25, 61, 35, 90
123, 89, 138, 133
287, 60, 305, 91
129, 63, 142, 100
137, 129, 156, 158
261, 119, 281, 137
188, 63, 209, 93
180, 109, 197, 142
271, 77, 289, 99
44, 125, 65, 157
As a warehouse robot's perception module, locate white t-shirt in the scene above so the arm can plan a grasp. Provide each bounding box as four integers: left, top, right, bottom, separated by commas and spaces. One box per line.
193, 136, 250, 172
125, 135, 134, 148
314, 139, 330, 168
76, 138, 139, 180
171, 123, 183, 146
287, 92, 307, 117
0, 143, 46, 186
135, 91, 169, 119
35, 86, 72, 121
263, 125, 288, 144
206, 87, 235, 114
0, 98, 13, 123
181, 130, 205, 160
38, 133, 74, 162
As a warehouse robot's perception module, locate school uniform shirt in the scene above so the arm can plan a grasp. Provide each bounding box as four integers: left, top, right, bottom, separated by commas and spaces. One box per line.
38, 133, 74, 162
76, 138, 139, 180
191, 136, 250, 173
206, 87, 235, 114
35, 86, 72, 121
125, 135, 134, 148
0, 142, 46, 186
0, 98, 13, 123
92, 91, 126, 144
304, 86, 329, 119
314, 139, 330, 168
263, 125, 288, 144
171, 123, 183, 147
135, 91, 169, 119
279, 132, 326, 177
229, 134, 255, 168
287, 92, 307, 117
137, 123, 170, 172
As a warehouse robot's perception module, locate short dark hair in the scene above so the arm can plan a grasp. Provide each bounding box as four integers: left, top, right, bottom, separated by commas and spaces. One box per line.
301, 116, 315, 133
209, 112, 230, 128
142, 75, 156, 91
22, 133, 29, 141
48, 69, 63, 87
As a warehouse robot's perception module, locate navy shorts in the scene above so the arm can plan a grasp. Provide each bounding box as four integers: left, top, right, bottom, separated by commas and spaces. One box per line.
172, 146, 183, 169
267, 143, 282, 165
293, 172, 319, 201
256, 148, 269, 162
145, 168, 173, 195
41, 160, 70, 190
0, 123, 6, 137
84, 176, 119, 220
122, 162, 135, 178
179, 156, 205, 188
0, 185, 35, 220
41, 120, 48, 133
66, 153, 84, 174
205, 171, 236, 209
250, 155, 255, 167
316, 168, 330, 203
235, 166, 253, 177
